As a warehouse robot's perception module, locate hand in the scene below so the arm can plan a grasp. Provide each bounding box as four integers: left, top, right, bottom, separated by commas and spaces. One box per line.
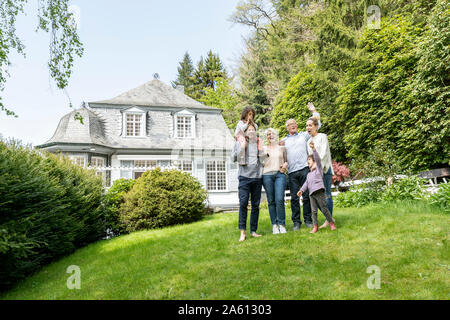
278, 140, 285, 146
297, 190, 303, 197
309, 141, 315, 150
280, 162, 288, 173
307, 102, 316, 113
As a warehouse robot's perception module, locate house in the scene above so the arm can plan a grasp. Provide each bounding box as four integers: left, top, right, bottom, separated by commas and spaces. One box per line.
36, 78, 240, 208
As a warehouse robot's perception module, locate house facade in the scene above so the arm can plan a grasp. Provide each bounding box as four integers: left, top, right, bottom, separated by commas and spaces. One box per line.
36, 79, 240, 208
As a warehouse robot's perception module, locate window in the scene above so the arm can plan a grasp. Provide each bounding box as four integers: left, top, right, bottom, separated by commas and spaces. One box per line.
133, 160, 157, 179
174, 109, 196, 139
177, 116, 193, 138
126, 114, 143, 137
175, 160, 193, 173
122, 107, 146, 137
91, 157, 105, 167
70, 156, 86, 167
206, 160, 227, 191
134, 160, 157, 168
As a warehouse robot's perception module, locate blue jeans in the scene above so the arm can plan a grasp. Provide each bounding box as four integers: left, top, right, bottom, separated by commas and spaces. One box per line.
288, 167, 312, 225
321, 167, 334, 217
262, 171, 287, 226
238, 176, 263, 233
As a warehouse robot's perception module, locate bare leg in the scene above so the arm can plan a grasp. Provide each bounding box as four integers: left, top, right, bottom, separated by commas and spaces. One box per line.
239, 230, 246, 242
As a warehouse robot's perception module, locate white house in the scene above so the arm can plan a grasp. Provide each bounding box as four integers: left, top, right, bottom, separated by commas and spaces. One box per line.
36, 79, 240, 208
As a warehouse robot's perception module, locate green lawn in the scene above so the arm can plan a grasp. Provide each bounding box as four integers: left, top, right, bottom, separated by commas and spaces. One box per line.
1, 201, 449, 300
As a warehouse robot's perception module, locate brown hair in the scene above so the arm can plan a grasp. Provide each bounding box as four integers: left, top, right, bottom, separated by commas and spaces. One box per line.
244, 120, 257, 133
307, 154, 315, 162
241, 106, 256, 121
307, 116, 320, 127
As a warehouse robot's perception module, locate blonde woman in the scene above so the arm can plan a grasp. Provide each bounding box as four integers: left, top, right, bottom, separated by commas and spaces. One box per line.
262, 128, 288, 234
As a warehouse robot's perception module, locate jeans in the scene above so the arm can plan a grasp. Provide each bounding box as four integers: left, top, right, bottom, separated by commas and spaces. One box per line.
288, 167, 312, 225
321, 167, 334, 217
238, 176, 263, 233
310, 189, 333, 225
262, 171, 287, 226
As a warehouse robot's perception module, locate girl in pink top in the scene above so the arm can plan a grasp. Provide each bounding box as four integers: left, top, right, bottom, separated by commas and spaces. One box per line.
297, 141, 337, 233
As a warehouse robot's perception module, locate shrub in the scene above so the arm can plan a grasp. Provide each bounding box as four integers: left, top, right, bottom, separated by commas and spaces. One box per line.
332, 160, 350, 184
429, 182, 450, 213
103, 178, 135, 237
381, 176, 426, 202
0, 140, 105, 291
334, 183, 383, 208
119, 168, 207, 232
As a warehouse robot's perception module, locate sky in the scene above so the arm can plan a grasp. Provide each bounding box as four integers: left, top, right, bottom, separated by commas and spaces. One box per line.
0, 0, 250, 146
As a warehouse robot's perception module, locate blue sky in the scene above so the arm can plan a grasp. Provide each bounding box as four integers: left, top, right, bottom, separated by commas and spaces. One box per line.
0, 0, 250, 146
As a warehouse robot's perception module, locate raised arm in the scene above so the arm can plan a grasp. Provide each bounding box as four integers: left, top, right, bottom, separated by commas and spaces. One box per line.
308, 102, 321, 130
312, 147, 323, 176
307, 135, 328, 161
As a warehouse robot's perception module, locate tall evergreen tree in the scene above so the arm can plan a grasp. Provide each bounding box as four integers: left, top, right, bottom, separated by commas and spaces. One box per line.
191, 50, 228, 100
172, 52, 195, 97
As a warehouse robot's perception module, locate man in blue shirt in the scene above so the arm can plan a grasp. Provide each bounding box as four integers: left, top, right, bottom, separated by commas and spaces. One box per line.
280, 103, 321, 230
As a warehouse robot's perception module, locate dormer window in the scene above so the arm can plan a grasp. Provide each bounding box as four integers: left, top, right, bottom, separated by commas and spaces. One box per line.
174, 109, 195, 139
122, 107, 146, 137
127, 114, 142, 136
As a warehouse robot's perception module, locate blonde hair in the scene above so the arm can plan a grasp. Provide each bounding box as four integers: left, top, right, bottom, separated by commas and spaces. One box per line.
265, 128, 278, 137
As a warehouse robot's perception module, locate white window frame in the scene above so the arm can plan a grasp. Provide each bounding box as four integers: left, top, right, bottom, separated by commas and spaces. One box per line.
90, 156, 105, 167
122, 107, 147, 137
205, 159, 228, 192
173, 160, 193, 174
174, 109, 195, 139
69, 155, 87, 167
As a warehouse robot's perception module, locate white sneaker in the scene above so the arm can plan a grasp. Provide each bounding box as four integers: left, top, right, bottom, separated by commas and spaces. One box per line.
279, 225, 287, 234
272, 224, 280, 234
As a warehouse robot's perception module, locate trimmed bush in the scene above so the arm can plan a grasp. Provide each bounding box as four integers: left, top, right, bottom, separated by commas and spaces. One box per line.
104, 178, 135, 236
119, 168, 207, 232
0, 140, 105, 291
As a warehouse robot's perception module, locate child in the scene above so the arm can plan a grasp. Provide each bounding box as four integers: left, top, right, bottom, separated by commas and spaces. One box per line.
297, 141, 337, 233
235, 107, 262, 165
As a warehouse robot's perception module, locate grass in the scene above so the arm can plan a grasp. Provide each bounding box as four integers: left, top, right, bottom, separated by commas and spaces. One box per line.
1, 201, 449, 300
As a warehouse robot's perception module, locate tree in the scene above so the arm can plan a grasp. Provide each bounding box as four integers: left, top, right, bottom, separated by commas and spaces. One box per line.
0, 0, 83, 116
337, 13, 449, 172
190, 50, 227, 100
172, 51, 195, 97
199, 77, 240, 130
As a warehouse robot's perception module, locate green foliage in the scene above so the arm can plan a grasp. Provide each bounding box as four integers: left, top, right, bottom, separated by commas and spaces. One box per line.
191, 50, 228, 100
334, 183, 383, 208
0, 139, 105, 291
103, 178, 135, 236
270, 64, 346, 160
199, 78, 241, 130
233, 0, 449, 170
381, 176, 426, 202
0, 0, 83, 115
119, 168, 207, 232
335, 176, 430, 208
429, 182, 450, 213
337, 11, 449, 172
171, 51, 196, 97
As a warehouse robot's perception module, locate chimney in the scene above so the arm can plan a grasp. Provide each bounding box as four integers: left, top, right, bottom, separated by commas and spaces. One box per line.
175, 85, 185, 94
